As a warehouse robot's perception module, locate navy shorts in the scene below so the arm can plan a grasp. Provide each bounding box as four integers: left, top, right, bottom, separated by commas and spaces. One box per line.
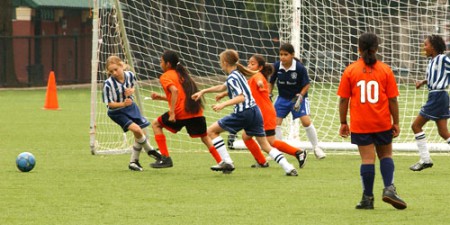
218, 106, 265, 137
274, 96, 310, 119
420, 91, 450, 121
107, 102, 150, 132
158, 112, 207, 138
351, 129, 393, 146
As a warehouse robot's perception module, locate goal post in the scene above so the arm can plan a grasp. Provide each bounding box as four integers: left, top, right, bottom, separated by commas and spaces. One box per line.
90, 0, 450, 155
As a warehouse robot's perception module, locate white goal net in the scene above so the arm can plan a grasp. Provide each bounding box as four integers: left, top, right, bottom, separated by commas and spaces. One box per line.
90, 0, 450, 154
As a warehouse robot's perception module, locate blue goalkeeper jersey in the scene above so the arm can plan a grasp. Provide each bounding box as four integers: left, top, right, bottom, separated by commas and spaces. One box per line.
270, 59, 310, 99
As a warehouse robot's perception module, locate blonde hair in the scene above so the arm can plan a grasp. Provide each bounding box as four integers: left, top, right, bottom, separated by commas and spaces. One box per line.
105, 55, 130, 75
219, 49, 257, 77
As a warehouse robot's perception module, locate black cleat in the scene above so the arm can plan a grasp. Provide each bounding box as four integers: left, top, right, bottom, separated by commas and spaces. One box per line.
295, 150, 308, 168
147, 149, 162, 160
250, 162, 269, 168
355, 194, 374, 210
382, 185, 407, 210
150, 156, 173, 168
129, 161, 143, 171
409, 161, 433, 171
211, 161, 235, 174
286, 169, 298, 176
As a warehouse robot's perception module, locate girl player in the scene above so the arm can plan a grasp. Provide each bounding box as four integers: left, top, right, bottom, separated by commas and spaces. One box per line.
150, 50, 222, 168
102, 55, 161, 171
216, 54, 308, 169
269, 43, 326, 159
192, 49, 297, 176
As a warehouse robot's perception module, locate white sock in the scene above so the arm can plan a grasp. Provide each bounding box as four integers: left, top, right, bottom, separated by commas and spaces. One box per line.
305, 124, 319, 148
415, 132, 431, 163
212, 136, 233, 164
130, 142, 142, 162
136, 136, 154, 153
275, 125, 283, 140
269, 148, 294, 173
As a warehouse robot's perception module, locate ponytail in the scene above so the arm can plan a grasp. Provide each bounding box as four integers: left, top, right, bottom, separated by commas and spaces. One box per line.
251, 54, 274, 80
358, 33, 379, 66
220, 49, 257, 77
162, 50, 203, 114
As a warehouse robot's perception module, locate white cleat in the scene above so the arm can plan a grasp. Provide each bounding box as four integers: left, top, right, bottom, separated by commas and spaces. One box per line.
314, 146, 326, 159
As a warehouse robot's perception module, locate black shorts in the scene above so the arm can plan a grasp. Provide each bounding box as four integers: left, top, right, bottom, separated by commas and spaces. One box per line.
265, 129, 276, 136
157, 112, 207, 138
351, 129, 393, 146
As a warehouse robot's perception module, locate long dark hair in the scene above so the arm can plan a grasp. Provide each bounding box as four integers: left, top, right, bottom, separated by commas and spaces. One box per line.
251, 54, 274, 80
427, 34, 446, 55
162, 50, 203, 114
358, 32, 379, 66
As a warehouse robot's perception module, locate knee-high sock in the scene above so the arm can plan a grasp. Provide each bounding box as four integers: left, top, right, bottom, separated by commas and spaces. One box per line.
209, 146, 222, 163
136, 136, 154, 153
212, 136, 232, 164
275, 125, 283, 140
305, 124, 319, 148
415, 132, 431, 162
269, 148, 294, 173
272, 140, 298, 156
380, 158, 394, 187
130, 141, 142, 162
360, 164, 375, 196
154, 134, 169, 157
244, 139, 266, 165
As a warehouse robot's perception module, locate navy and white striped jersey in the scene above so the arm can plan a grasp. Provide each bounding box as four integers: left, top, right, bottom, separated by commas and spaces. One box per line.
225, 70, 256, 113
426, 54, 450, 91
103, 71, 136, 107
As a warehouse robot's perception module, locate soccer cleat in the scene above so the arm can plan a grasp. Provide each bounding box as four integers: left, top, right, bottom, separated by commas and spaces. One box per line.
286, 168, 298, 176
313, 146, 326, 159
129, 161, 143, 171
147, 149, 162, 160
150, 156, 173, 168
250, 161, 269, 168
382, 185, 407, 210
409, 161, 433, 171
355, 194, 374, 209
295, 150, 308, 168
227, 134, 236, 149
211, 161, 235, 174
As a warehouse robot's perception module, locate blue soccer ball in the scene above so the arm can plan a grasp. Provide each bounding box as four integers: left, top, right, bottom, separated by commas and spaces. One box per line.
16, 152, 36, 172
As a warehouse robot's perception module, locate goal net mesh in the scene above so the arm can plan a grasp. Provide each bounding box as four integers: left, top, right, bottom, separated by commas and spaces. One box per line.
90, 0, 450, 154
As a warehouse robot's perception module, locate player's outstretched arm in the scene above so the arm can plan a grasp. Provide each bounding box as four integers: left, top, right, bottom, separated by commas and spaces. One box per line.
192, 84, 227, 101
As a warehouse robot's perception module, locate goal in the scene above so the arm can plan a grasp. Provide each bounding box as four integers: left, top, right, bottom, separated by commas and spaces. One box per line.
90, 0, 450, 154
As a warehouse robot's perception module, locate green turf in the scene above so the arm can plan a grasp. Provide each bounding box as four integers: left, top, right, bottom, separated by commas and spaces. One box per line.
1, 88, 450, 225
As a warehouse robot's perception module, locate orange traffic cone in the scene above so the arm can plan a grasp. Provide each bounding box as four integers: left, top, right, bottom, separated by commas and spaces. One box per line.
43, 71, 59, 110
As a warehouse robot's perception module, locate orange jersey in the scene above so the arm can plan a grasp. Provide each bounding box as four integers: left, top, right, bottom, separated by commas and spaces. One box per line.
159, 69, 203, 119
337, 59, 399, 133
248, 72, 277, 130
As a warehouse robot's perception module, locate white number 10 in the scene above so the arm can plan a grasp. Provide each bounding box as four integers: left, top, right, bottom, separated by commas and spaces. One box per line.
356, 80, 379, 103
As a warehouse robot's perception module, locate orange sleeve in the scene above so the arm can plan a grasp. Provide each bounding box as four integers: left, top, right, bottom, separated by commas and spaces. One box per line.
385, 67, 399, 98
337, 69, 351, 98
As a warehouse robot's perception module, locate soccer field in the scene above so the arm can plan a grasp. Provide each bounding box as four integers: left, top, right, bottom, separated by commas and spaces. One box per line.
1, 88, 450, 225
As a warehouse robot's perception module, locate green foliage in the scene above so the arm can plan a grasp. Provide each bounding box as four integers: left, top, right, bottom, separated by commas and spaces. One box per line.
0, 88, 449, 224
